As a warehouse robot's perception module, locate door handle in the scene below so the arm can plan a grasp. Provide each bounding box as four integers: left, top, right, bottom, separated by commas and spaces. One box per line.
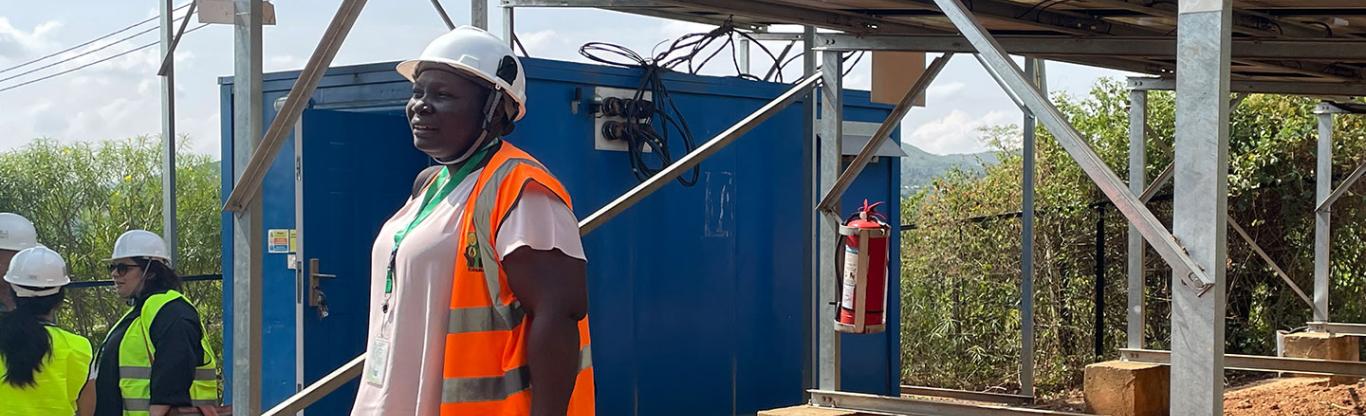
309, 258, 337, 318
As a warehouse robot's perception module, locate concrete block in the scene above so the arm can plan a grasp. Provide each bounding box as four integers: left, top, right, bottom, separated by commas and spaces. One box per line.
1282, 332, 1361, 385
1083, 360, 1169, 416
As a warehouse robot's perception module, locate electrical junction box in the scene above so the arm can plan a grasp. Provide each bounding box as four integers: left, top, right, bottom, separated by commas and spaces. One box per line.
593, 86, 653, 152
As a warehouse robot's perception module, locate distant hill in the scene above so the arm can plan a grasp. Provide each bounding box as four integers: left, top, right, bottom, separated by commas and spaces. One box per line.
900, 145, 999, 194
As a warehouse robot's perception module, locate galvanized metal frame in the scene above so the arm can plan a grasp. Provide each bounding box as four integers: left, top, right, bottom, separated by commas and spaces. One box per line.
818, 50, 843, 392
1020, 57, 1045, 398
1126, 89, 1146, 350
1121, 348, 1366, 378
812, 34, 1366, 61
900, 385, 1034, 406
809, 390, 1092, 416
160, 0, 178, 268
230, 0, 264, 413
1171, 2, 1233, 413
1307, 322, 1366, 337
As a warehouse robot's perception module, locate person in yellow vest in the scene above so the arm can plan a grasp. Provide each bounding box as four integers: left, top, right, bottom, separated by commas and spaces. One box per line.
92, 230, 218, 416
0, 212, 41, 312
1, 246, 94, 416
351, 26, 593, 416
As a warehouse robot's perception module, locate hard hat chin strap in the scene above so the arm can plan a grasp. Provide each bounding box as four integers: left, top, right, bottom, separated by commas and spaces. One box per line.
434, 89, 506, 166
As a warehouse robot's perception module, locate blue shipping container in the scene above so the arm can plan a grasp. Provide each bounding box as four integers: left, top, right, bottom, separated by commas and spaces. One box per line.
220, 57, 903, 415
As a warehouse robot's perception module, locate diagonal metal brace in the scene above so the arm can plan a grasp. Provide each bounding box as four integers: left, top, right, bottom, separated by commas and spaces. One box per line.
1227, 218, 1317, 314
817, 53, 954, 214
932, 0, 1214, 295
157, 0, 197, 76
223, 0, 369, 212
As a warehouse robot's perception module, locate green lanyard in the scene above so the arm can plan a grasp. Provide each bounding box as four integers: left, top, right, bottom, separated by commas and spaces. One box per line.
383, 144, 495, 312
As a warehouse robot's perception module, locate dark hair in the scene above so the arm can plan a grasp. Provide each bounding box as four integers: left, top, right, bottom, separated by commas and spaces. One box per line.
141, 259, 182, 293
0, 288, 64, 388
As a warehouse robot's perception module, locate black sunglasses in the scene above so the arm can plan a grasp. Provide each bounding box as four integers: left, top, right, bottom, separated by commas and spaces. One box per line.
107, 263, 142, 274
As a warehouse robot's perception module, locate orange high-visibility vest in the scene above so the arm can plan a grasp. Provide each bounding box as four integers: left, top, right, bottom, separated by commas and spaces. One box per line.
440, 142, 595, 416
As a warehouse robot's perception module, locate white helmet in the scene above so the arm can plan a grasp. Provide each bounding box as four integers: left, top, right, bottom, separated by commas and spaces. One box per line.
396, 26, 527, 121
4, 246, 70, 297
0, 213, 38, 252
107, 230, 169, 263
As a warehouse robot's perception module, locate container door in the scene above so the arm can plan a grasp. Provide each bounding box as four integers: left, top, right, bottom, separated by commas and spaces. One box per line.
296, 109, 428, 414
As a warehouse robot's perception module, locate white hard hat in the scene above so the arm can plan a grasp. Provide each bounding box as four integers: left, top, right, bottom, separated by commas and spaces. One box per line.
4, 246, 70, 297
396, 26, 527, 121
107, 230, 169, 263
0, 213, 38, 252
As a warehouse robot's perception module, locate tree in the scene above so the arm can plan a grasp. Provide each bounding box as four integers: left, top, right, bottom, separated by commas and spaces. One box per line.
0, 136, 222, 360
900, 79, 1366, 393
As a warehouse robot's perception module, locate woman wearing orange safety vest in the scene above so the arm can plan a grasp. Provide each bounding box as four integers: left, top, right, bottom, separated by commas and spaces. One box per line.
350, 26, 593, 416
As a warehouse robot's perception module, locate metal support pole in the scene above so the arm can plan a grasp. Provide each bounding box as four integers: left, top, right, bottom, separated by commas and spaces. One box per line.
802, 26, 818, 393
818, 50, 843, 392
1020, 57, 1043, 397
1126, 89, 1147, 350
472, 0, 488, 29
502, 5, 514, 45
1125, 87, 1147, 349
160, 0, 178, 267
231, 0, 264, 413
1171, 0, 1232, 413
431, 0, 457, 30
1095, 205, 1106, 359
739, 38, 751, 75
1314, 107, 1333, 322
222, 0, 370, 212
931, 0, 1214, 293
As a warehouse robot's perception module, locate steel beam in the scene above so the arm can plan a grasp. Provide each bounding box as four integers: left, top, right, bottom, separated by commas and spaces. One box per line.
817, 50, 843, 392
1139, 162, 1173, 203
1020, 57, 1044, 398
1314, 106, 1333, 322
431, 0, 456, 30
1127, 89, 1147, 350
1171, 1, 1232, 413
261, 356, 364, 416
810, 390, 1091, 416
579, 72, 823, 234
502, 5, 514, 45
1228, 218, 1316, 313
932, 0, 1214, 293
1128, 77, 1366, 97
230, 0, 264, 413
222, 0, 369, 213
1307, 322, 1366, 336
472, 0, 488, 29
900, 385, 1034, 406
160, 0, 178, 268
802, 26, 818, 394
814, 34, 1366, 61
817, 53, 953, 212
652, 0, 941, 34
1315, 103, 1361, 213
1121, 348, 1366, 378
157, 0, 196, 77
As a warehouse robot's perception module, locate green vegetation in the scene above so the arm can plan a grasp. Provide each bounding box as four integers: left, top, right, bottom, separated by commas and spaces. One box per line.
0, 136, 222, 358
900, 79, 1366, 394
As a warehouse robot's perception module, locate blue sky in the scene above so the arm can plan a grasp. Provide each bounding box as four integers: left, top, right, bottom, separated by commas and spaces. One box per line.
0, 1, 1133, 158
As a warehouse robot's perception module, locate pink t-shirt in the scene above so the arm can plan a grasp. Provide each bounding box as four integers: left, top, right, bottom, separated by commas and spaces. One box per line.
351, 169, 584, 416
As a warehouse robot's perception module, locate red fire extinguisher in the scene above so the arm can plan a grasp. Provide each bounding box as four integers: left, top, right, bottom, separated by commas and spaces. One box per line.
836, 199, 890, 334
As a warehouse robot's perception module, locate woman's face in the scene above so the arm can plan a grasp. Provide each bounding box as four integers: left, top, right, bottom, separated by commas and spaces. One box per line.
109, 259, 146, 299
406, 67, 491, 160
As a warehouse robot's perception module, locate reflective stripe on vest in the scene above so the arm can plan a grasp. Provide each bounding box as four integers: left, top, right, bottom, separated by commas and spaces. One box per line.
440, 143, 595, 415
117, 290, 220, 414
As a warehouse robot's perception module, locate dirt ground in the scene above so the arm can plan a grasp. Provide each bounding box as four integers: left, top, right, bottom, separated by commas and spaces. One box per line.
931, 376, 1366, 415
1224, 377, 1366, 416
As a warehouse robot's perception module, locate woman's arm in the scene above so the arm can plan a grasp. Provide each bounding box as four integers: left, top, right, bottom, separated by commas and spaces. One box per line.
504, 247, 588, 416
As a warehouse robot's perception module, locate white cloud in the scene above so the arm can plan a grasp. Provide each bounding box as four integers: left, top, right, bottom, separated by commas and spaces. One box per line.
927, 81, 965, 100
0, 17, 61, 61
904, 109, 1013, 155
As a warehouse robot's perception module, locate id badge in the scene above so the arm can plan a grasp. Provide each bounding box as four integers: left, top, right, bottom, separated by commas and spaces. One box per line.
363, 337, 392, 387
